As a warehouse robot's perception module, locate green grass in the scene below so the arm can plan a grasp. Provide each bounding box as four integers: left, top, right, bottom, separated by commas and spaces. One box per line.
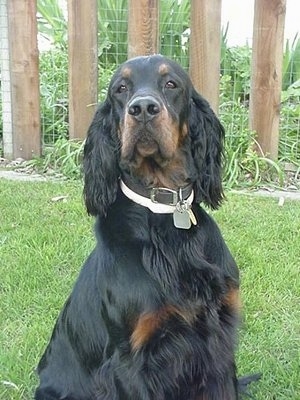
0, 179, 299, 399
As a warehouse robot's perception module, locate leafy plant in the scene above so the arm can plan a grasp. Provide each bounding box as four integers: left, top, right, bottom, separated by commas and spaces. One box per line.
282, 34, 300, 90
159, 0, 190, 67
219, 84, 286, 189
221, 45, 252, 102
39, 49, 69, 143
98, 0, 128, 65
280, 79, 300, 162
28, 138, 85, 179
98, 64, 117, 101
37, 0, 67, 49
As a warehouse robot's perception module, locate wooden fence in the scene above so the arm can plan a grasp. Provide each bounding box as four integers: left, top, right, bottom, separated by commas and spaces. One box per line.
1, 0, 287, 160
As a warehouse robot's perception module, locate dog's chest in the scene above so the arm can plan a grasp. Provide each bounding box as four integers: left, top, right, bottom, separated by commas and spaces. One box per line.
114, 236, 224, 351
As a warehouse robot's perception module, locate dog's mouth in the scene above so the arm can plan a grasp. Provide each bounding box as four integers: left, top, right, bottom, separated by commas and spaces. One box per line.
121, 128, 173, 168
120, 127, 190, 189
135, 138, 159, 157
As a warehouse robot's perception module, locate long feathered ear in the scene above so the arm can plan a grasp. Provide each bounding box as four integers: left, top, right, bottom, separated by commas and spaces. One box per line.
83, 100, 120, 216
189, 90, 225, 209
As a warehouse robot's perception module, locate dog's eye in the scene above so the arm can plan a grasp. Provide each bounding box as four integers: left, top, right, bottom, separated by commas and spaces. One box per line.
165, 81, 177, 89
117, 84, 127, 93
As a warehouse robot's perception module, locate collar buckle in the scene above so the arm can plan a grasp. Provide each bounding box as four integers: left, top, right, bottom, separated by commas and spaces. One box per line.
150, 187, 178, 206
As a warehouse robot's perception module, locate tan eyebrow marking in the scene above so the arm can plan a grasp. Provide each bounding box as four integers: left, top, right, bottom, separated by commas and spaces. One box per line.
158, 63, 169, 75
121, 66, 132, 78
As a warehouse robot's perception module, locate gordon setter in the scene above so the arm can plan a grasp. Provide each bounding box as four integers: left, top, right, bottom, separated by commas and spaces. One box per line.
35, 55, 259, 399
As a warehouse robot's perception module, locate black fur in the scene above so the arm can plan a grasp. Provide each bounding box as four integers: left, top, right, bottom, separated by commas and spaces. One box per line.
35, 55, 257, 399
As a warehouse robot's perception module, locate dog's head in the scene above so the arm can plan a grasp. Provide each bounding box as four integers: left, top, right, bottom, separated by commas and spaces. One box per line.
84, 55, 224, 216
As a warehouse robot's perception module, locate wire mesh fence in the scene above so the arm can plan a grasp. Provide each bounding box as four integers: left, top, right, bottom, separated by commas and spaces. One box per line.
39, 47, 69, 144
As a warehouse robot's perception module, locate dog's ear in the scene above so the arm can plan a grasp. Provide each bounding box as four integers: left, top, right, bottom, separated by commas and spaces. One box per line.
189, 90, 225, 209
83, 100, 120, 216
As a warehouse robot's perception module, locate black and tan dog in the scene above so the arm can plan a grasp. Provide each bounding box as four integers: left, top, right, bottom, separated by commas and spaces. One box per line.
35, 55, 259, 400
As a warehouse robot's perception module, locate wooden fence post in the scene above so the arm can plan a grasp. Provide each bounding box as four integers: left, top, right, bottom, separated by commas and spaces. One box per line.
249, 0, 286, 159
7, 0, 41, 159
128, 0, 159, 58
68, 0, 98, 139
189, 0, 222, 114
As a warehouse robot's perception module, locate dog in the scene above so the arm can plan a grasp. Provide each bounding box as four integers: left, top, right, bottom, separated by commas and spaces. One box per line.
35, 55, 258, 399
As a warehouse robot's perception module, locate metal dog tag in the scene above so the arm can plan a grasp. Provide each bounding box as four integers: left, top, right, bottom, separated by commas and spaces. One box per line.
173, 209, 192, 229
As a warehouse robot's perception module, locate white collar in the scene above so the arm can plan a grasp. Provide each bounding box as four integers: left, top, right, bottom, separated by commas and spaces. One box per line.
120, 180, 194, 214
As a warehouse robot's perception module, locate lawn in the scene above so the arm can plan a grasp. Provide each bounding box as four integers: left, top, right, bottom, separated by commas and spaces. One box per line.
0, 179, 299, 399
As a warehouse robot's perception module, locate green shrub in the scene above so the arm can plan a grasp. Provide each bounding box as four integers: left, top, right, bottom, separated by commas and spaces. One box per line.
280, 79, 300, 161
221, 45, 252, 102
282, 34, 300, 90
28, 138, 84, 179
39, 49, 69, 143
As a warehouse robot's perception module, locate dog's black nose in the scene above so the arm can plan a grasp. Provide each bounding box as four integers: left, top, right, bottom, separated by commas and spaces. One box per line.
128, 95, 161, 121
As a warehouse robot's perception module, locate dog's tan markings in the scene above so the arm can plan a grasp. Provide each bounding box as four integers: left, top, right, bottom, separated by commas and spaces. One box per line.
134, 151, 189, 189
120, 112, 142, 158
181, 122, 188, 139
131, 305, 195, 351
158, 63, 169, 75
121, 107, 183, 172
222, 287, 241, 312
154, 111, 180, 151
121, 66, 132, 78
